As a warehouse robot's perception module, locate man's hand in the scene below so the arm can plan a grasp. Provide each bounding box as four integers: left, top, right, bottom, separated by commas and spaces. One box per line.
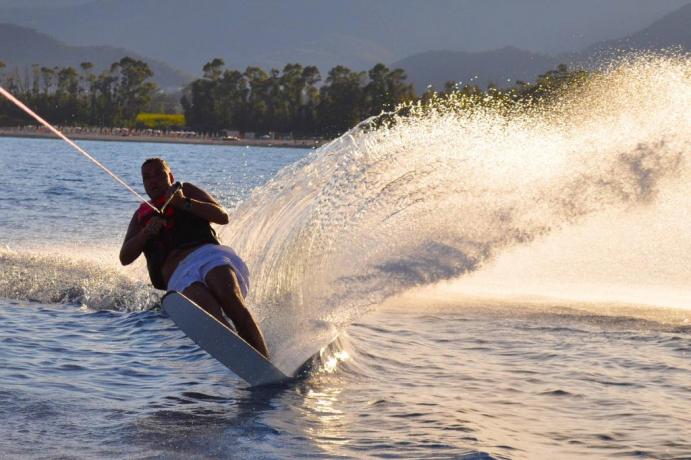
164, 183, 185, 209
142, 215, 165, 238
120, 211, 164, 266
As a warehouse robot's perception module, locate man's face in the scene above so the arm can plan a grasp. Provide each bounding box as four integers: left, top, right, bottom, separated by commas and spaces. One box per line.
141, 162, 173, 200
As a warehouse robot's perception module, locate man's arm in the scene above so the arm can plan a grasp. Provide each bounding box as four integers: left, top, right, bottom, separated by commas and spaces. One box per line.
169, 183, 229, 225
119, 211, 164, 265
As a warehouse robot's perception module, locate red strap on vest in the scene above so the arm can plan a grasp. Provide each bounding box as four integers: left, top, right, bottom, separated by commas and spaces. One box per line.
138, 197, 175, 229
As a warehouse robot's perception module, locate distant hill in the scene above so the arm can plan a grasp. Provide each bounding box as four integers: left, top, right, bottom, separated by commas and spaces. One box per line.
0, 23, 191, 90
393, 2, 691, 92
392, 47, 557, 93
579, 2, 691, 56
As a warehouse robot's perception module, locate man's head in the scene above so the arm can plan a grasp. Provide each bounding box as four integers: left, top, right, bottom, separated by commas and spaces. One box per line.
141, 157, 174, 200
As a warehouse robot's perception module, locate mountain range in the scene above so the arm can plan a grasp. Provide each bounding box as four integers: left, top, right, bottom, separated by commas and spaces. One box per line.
394, 3, 691, 92
581, 2, 691, 55
0, 1, 689, 93
0, 23, 190, 89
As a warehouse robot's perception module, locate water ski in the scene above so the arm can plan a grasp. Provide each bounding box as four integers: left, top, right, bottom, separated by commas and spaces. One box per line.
162, 291, 289, 386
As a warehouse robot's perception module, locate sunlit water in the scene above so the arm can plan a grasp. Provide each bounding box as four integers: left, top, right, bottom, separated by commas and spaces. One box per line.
1, 54, 690, 459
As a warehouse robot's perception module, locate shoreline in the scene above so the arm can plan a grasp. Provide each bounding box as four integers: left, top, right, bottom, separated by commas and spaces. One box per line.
0, 128, 327, 149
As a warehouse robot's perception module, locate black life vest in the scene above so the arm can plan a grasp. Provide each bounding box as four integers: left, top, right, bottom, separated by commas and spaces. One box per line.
138, 194, 220, 290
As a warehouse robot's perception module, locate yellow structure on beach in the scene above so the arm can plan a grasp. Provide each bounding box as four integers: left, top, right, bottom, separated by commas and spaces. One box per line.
135, 113, 185, 129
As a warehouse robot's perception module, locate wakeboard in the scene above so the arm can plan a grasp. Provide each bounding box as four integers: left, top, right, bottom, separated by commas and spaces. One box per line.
162, 291, 289, 386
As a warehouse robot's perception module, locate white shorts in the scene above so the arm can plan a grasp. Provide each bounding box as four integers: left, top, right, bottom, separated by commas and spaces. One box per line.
166, 244, 250, 298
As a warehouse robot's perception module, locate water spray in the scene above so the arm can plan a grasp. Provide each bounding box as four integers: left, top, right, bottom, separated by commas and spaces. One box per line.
0, 85, 158, 212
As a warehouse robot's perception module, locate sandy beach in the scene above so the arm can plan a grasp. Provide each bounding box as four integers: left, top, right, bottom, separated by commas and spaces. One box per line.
0, 127, 326, 149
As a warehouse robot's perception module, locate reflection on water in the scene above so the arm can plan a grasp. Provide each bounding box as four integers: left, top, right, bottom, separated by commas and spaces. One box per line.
322, 351, 351, 374
303, 387, 348, 451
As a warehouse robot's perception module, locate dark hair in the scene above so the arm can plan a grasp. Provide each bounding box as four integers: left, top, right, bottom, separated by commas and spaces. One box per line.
141, 157, 171, 172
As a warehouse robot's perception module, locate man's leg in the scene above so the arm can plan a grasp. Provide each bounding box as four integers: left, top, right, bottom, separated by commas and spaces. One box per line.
181, 282, 235, 331
204, 265, 270, 359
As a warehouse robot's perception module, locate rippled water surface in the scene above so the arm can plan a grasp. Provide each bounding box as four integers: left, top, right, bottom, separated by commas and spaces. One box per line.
1, 296, 689, 459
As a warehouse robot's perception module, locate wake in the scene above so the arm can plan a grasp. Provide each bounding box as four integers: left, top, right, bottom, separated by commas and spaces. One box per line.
218, 53, 690, 370
0, 247, 158, 311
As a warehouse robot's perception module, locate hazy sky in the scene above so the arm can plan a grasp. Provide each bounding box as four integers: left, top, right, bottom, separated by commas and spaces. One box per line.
0, 0, 92, 6
1, 0, 688, 73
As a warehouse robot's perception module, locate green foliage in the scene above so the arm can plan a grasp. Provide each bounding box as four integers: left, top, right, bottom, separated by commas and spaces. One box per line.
316, 65, 365, 136
181, 60, 415, 137
144, 90, 183, 114
0, 57, 158, 127
410, 64, 591, 118
511, 64, 590, 107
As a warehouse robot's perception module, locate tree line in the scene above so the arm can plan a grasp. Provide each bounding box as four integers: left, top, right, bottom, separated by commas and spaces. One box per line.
415, 63, 589, 115
1, 56, 588, 137
0, 57, 157, 127
182, 59, 415, 137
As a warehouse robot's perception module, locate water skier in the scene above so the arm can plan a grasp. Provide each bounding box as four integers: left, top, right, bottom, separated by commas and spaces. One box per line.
119, 158, 270, 358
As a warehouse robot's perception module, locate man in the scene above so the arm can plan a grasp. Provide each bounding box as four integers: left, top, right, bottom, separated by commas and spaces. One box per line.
119, 157, 269, 358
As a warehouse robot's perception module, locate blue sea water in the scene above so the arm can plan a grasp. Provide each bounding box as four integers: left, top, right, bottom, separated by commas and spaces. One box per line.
1, 56, 690, 459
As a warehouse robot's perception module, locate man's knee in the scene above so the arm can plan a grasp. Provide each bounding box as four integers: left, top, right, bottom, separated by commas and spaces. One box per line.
182, 281, 205, 299
183, 282, 223, 317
